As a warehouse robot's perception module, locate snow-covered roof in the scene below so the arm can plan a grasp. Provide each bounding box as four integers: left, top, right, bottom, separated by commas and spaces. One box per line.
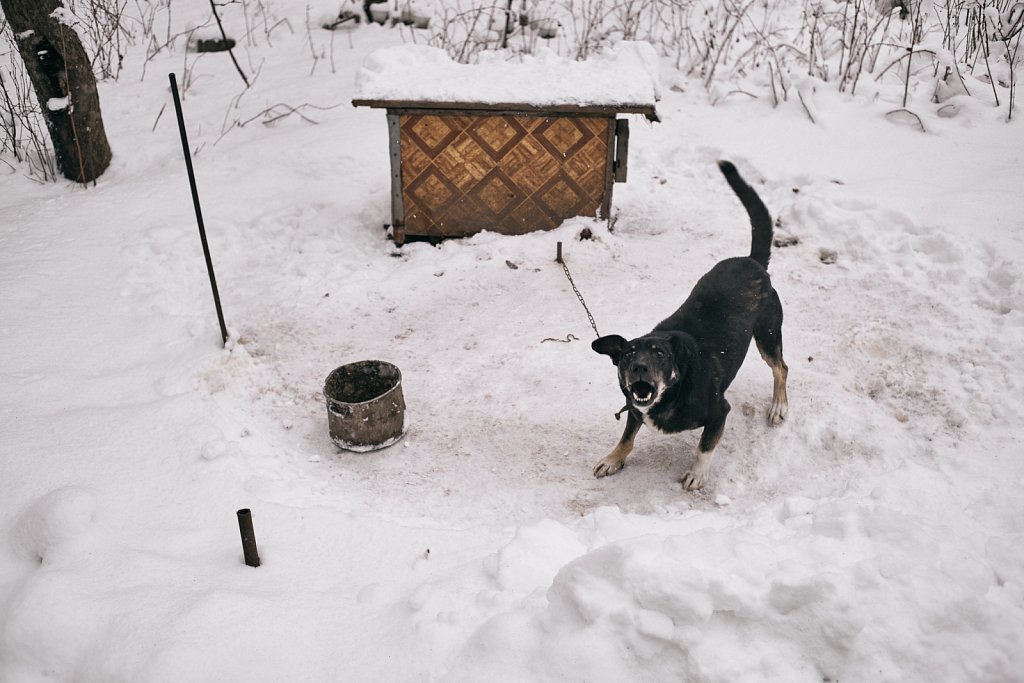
353, 42, 661, 120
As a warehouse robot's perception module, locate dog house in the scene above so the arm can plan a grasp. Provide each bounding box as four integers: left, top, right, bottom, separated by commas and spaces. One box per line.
353, 43, 660, 244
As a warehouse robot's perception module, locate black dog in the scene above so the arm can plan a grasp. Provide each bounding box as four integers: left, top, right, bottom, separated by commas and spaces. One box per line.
592, 160, 788, 491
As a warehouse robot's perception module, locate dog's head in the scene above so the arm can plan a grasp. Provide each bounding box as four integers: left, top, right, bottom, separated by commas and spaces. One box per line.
592, 332, 690, 410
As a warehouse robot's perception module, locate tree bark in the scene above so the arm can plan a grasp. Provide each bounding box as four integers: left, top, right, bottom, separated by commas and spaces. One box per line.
1, 0, 112, 183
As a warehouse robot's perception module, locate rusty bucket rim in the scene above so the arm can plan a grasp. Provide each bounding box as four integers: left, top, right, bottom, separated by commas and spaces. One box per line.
323, 359, 404, 408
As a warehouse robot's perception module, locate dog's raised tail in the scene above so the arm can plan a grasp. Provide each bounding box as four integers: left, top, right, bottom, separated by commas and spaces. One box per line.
718, 160, 773, 269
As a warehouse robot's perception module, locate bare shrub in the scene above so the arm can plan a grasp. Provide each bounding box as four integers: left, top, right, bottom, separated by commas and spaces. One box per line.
0, 51, 58, 182
0, 16, 59, 181
65, 0, 133, 80
429, 0, 515, 62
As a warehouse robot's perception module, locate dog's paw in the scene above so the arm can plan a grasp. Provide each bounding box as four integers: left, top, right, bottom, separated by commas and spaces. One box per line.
594, 456, 625, 478
768, 400, 788, 425
679, 470, 706, 491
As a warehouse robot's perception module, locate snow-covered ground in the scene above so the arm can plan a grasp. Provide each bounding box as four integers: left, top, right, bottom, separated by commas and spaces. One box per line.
1, 4, 1023, 681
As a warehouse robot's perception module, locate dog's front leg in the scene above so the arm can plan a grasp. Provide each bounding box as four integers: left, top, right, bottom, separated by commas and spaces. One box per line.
681, 402, 730, 491
594, 410, 642, 478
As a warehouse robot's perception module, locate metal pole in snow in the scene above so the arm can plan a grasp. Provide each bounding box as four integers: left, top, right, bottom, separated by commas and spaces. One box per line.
168, 72, 229, 347
236, 508, 261, 567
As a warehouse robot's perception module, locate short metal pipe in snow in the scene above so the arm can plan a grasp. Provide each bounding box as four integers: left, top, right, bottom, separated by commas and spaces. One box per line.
236, 508, 261, 568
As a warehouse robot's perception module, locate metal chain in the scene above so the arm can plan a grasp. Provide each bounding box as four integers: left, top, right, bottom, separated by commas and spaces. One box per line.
560, 258, 601, 339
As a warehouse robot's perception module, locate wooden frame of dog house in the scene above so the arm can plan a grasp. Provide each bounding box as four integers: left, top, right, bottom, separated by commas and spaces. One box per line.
352, 99, 659, 244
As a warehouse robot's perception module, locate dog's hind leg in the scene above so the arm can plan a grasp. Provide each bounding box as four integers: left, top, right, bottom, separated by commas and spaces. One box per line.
754, 288, 789, 425
594, 410, 642, 478
681, 401, 730, 490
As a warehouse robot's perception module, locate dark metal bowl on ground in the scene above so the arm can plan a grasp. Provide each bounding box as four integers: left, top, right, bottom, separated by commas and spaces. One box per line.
324, 360, 406, 451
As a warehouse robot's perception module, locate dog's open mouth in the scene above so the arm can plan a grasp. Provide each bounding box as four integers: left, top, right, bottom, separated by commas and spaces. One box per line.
629, 381, 657, 406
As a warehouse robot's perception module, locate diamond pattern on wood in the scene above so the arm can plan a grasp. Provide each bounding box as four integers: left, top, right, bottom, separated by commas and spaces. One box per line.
399, 113, 611, 239
466, 116, 529, 162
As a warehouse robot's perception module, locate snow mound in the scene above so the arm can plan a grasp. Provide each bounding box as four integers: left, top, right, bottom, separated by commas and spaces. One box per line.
451, 482, 1024, 682
354, 42, 661, 109
11, 486, 98, 564
487, 519, 587, 593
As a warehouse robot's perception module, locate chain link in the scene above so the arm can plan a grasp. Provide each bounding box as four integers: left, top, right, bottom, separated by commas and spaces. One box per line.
560, 259, 600, 339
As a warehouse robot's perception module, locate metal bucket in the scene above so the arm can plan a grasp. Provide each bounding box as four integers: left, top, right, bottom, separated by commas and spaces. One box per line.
324, 360, 406, 452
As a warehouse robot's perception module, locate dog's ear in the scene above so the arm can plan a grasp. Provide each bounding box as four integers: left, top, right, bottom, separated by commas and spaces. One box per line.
592, 335, 627, 365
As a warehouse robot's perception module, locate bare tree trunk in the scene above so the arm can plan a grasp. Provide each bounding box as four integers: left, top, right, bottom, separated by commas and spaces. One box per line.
1, 0, 112, 183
